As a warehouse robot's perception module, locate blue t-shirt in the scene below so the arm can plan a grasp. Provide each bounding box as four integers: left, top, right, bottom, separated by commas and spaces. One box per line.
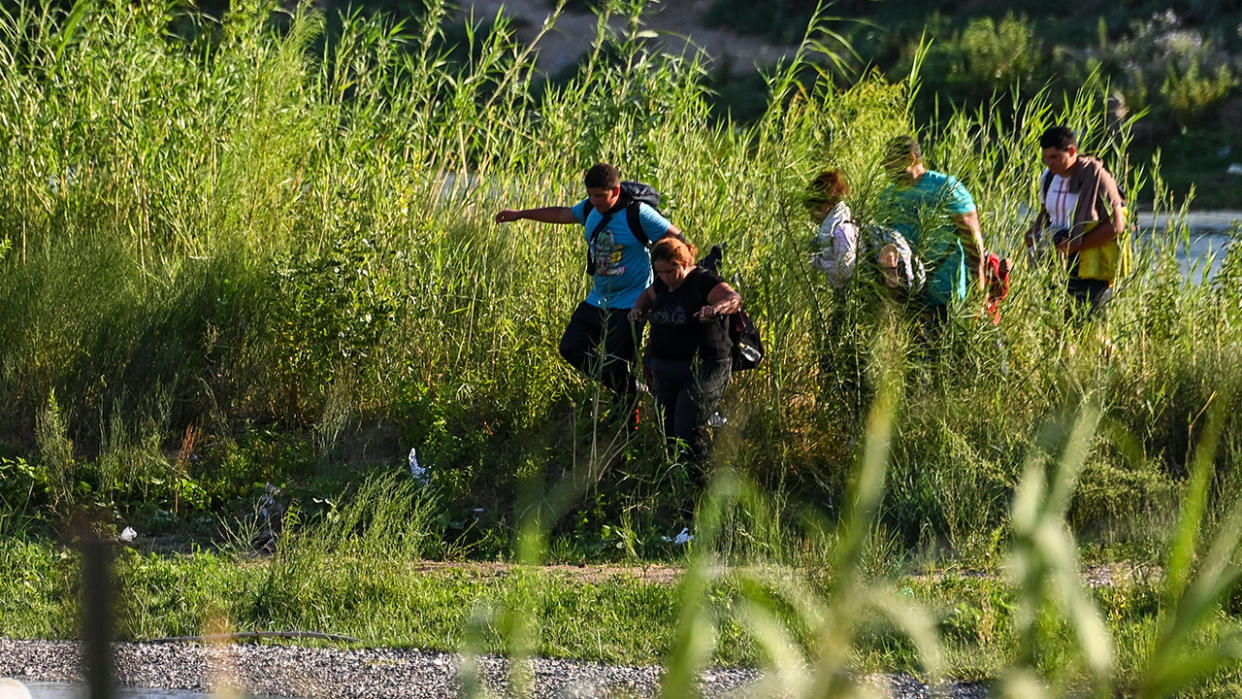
570, 199, 673, 309
878, 170, 976, 306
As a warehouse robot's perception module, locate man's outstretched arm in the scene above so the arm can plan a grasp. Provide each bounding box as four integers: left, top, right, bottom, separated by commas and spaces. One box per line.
495, 207, 578, 224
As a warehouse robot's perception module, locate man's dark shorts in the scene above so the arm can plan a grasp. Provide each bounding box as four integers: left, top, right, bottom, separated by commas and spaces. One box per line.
559, 301, 642, 401
1067, 278, 1112, 319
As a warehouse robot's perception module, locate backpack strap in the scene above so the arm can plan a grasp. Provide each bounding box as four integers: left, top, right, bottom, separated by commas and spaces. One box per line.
588, 211, 614, 244
1041, 169, 1053, 201
625, 201, 651, 248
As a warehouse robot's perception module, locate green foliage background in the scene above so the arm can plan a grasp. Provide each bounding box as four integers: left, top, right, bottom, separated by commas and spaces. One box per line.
0, 0, 1239, 568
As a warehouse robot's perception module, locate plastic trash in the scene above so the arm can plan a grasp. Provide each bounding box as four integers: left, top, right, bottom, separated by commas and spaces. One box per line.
708, 412, 728, 428
259, 482, 280, 518
408, 447, 428, 482
663, 528, 694, 544
119, 527, 137, 543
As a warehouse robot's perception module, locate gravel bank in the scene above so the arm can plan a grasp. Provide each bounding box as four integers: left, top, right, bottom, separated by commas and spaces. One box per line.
0, 638, 988, 698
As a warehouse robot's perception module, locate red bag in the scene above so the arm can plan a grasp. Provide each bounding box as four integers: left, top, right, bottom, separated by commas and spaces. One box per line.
984, 252, 1012, 325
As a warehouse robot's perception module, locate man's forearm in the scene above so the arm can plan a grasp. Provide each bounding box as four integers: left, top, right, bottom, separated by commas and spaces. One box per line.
953, 212, 987, 291
496, 206, 577, 224
1069, 221, 1119, 253
519, 207, 577, 224
710, 292, 742, 316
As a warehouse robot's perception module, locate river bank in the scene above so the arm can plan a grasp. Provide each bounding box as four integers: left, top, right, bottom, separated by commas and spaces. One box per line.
0, 638, 992, 698
1, 638, 748, 698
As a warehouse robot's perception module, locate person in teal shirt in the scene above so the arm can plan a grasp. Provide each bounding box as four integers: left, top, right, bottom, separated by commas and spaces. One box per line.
878, 135, 986, 314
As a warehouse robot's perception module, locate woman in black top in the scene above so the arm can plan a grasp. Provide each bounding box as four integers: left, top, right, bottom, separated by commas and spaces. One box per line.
629, 238, 742, 466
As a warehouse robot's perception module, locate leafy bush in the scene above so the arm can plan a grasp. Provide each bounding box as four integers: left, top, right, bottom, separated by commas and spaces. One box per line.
954, 13, 1042, 90
0, 0, 1240, 568
1161, 59, 1237, 127
1097, 10, 1240, 130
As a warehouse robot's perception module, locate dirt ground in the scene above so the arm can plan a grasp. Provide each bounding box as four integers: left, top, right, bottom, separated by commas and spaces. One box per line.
411, 559, 686, 584
413, 559, 1157, 589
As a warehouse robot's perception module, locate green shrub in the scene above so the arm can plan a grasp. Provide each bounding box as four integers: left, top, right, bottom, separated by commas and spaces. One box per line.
1161, 59, 1237, 127
0, 0, 1239, 564
1097, 11, 1239, 130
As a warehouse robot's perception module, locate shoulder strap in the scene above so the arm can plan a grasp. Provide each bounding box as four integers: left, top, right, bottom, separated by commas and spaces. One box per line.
588, 210, 613, 241
1041, 170, 1053, 200
625, 202, 650, 248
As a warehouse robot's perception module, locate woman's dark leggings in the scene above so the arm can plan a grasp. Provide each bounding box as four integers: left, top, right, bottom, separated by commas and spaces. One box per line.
644, 356, 732, 464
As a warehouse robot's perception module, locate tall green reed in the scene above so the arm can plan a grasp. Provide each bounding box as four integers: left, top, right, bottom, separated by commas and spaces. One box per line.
4, 2, 1242, 691
1135, 388, 1242, 697
0, 0, 1239, 562
659, 328, 944, 698
1001, 406, 1114, 696
242, 471, 442, 630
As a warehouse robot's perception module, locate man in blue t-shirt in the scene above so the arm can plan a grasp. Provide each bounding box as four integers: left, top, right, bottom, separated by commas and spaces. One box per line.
495, 162, 681, 406
878, 135, 986, 317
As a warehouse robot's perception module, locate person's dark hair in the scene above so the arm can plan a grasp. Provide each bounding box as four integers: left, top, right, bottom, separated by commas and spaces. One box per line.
650, 237, 698, 267
885, 135, 922, 163
806, 169, 850, 206
1039, 125, 1077, 151
584, 162, 621, 189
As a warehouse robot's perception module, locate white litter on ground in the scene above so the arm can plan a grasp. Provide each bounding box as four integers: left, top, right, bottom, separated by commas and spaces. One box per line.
408, 447, 428, 482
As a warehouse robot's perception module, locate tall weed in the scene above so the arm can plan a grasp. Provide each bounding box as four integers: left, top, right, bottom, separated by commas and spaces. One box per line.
0, 0, 1239, 564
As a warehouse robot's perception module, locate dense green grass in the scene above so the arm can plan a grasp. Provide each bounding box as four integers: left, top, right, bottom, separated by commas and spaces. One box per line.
3, 0, 1238, 560
3, 498, 1242, 692
0, 537, 694, 663
3, 0, 1242, 693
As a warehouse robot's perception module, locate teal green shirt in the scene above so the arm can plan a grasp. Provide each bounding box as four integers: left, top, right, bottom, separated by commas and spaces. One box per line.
879, 170, 976, 306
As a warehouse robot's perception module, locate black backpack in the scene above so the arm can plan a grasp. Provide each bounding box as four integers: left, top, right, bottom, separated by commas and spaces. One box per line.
699, 244, 764, 372
619, 181, 662, 245
585, 181, 663, 275
728, 309, 764, 371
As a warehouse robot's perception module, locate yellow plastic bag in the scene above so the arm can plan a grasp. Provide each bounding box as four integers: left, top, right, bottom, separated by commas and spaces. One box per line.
1074, 208, 1131, 282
